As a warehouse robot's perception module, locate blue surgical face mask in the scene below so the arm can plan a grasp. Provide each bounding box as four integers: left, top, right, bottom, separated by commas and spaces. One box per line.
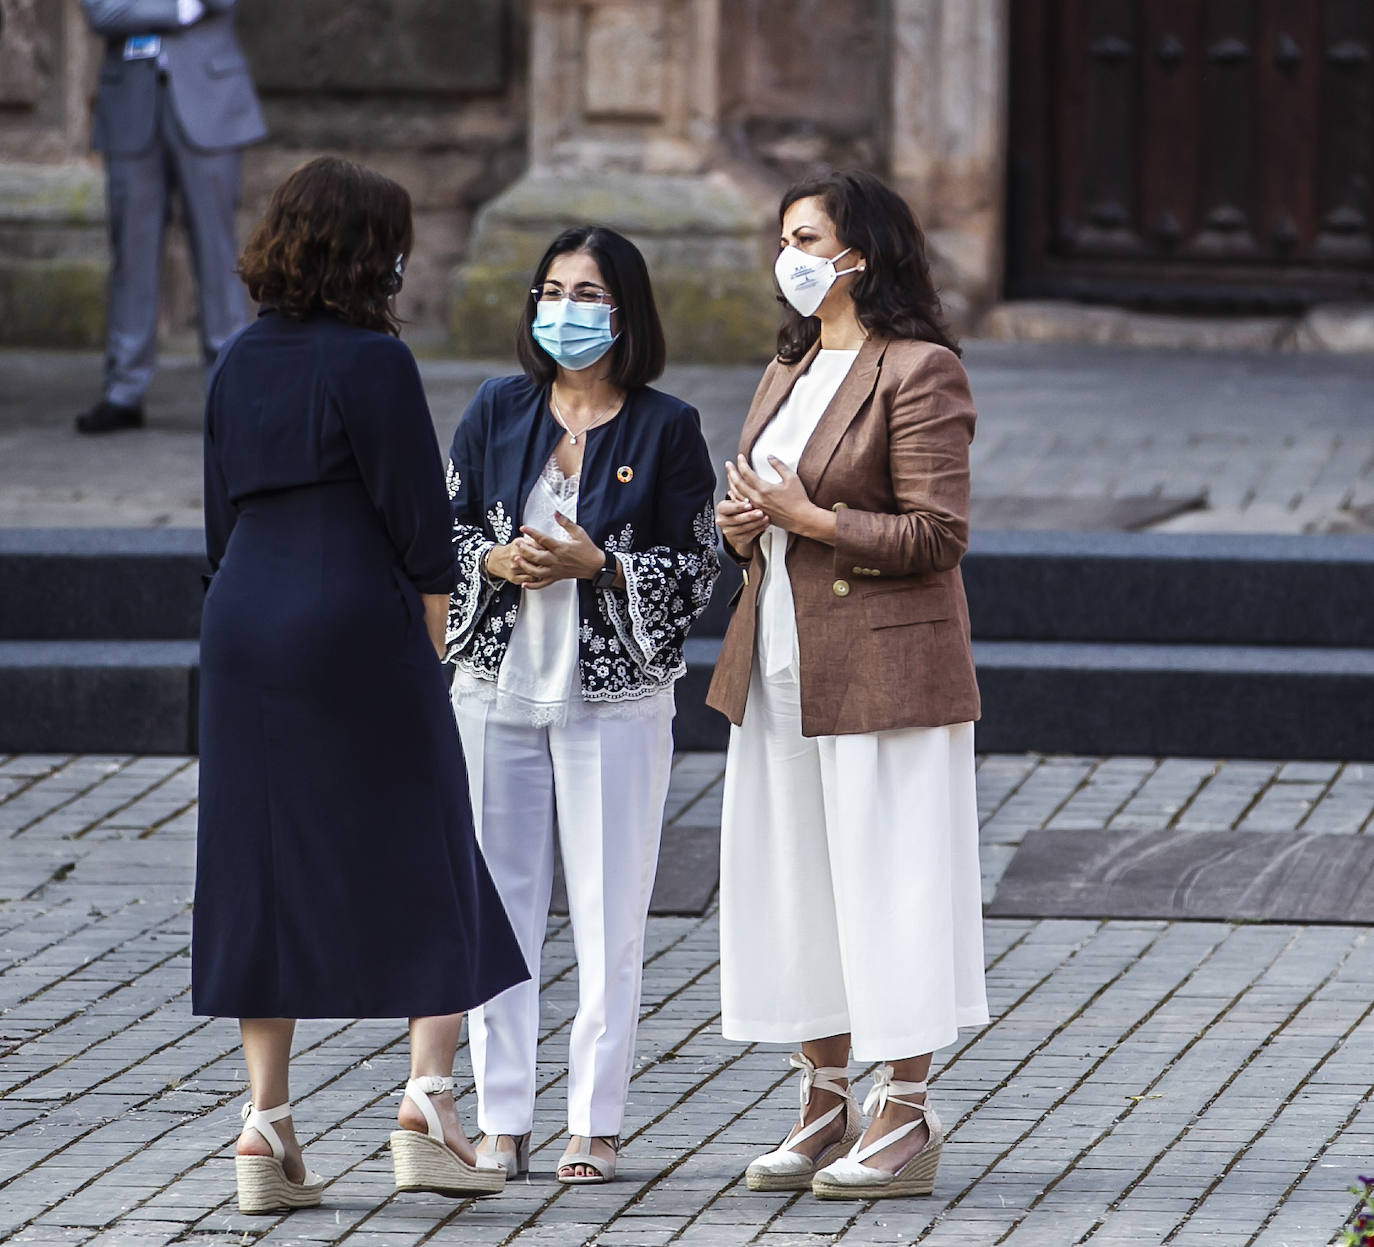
531, 298, 619, 371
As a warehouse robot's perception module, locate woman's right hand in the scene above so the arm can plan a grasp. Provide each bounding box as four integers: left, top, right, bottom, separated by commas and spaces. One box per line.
483, 542, 524, 585
716, 495, 768, 560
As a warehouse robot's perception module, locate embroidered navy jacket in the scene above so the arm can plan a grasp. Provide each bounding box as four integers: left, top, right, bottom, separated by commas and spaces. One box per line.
445, 375, 719, 704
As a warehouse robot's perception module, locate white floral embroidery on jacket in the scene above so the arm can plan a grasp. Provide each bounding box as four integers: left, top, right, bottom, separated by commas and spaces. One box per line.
445, 464, 719, 702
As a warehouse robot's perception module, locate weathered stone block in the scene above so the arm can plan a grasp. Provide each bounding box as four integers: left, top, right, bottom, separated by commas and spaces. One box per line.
583, 2, 666, 120
448, 170, 779, 363
237, 0, 509, 95
980, 301, 1298, 352
1292, 304, 1374, 354
0, 260, 106, 347
0, 163, 107, 345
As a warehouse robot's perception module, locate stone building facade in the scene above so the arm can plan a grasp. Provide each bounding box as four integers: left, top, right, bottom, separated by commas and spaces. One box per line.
0, 0, 1006, 360
1, 0, 1367, 359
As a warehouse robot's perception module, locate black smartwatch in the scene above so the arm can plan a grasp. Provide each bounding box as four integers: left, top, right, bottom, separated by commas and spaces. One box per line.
590, 548, 619, 590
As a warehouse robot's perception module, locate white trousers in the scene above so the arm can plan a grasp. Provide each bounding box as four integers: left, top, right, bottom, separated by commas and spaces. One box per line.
719, 663, 989, 1060
453, 698, 673, 1136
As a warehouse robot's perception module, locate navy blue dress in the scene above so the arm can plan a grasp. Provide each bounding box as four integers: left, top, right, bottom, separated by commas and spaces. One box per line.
192, 310, 527, 1019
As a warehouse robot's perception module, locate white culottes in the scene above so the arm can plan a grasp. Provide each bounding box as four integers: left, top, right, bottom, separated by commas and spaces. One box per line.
454, 697, 673, 1136
719, 663, 989, 1060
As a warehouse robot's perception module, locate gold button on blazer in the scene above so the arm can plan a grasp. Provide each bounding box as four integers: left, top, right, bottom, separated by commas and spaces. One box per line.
707, 336, 981, 737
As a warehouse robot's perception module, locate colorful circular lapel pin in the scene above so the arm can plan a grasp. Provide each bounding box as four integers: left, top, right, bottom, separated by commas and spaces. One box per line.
616, 466, 634, 484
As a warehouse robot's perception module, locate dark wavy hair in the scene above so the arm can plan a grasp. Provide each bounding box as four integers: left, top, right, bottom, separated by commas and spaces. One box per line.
237, 157, 413, 337
776, 169, 960, 363
515, 226, 666, 390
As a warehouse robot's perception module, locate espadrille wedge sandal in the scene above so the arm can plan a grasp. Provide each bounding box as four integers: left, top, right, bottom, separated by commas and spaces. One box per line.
812, 1065, 943, 1200
390, 1076, 505, 1197
746, 1052, 861, 1192
235, 1100, 326, 1215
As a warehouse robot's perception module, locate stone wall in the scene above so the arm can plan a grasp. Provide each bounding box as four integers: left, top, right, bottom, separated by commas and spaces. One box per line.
0, 0, 1011, 356
234, 0, 529, 342
0, 0, 529, 348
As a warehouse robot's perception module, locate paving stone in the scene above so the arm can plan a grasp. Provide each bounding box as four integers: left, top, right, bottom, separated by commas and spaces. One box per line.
3, 752, 1373, 1244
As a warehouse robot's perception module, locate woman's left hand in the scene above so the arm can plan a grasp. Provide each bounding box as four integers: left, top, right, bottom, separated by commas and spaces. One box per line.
513, 512, 604, 590
725, 454, 826, 540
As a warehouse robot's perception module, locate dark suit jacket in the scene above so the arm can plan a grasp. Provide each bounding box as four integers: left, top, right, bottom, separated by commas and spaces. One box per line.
84, 0, 267, 154
706, 335, 981, 736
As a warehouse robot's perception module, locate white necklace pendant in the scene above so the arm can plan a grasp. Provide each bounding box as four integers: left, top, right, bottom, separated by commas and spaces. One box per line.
569, 433, 578, 444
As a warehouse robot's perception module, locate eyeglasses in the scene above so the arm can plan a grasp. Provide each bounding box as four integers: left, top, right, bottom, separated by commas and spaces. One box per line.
530, 282, 615, 305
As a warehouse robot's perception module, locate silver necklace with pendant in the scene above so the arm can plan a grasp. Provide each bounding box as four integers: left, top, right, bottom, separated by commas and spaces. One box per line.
551, 390, 620, 444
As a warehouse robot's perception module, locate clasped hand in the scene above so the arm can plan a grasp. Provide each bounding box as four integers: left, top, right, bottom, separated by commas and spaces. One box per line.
715, 454, 822, 556
486, 512, 603, 590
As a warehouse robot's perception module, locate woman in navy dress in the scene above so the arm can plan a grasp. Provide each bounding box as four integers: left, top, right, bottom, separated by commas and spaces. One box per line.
192, 157, 527, 1215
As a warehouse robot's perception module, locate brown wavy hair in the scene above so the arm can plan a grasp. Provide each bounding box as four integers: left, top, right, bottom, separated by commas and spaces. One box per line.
237, 156, 413, 337
776, 169, 960, 363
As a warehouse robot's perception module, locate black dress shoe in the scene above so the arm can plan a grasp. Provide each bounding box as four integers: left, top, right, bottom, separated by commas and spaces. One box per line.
76, 400, 145, 434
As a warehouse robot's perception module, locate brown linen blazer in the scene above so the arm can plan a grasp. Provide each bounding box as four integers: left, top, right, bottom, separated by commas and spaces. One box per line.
706, 335, 981, 737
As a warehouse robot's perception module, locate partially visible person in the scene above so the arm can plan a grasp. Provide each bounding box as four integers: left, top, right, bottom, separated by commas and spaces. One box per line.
193, 157, 527, 1215
709, 169, 989, 1200
445, 225, 718, 1185
77, 0, 265, 433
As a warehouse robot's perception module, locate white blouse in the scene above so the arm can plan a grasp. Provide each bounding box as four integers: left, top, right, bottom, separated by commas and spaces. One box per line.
451, 454, 674, 726
750, 348, 859, 677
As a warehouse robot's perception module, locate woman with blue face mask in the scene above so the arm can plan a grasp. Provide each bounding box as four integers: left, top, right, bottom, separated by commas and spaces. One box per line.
443, 225, 719, 1185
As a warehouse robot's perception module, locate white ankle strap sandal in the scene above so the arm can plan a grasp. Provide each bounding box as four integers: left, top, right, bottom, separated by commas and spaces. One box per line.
745, 1052, 861, 1192
812, 1064, 945, 1200
235, 1100, 326, 1215
390, 1076, 505, 1197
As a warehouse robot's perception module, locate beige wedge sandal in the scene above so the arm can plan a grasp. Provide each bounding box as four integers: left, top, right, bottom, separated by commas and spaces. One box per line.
812, 1065, 943, 1199
745, 1052, 860, 1192
389, 1076, 506, 1197
235, 1100, 326, 1215
476, 1131, 531, 1177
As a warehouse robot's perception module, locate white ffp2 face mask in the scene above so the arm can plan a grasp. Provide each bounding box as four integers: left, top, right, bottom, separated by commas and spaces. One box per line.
773, 244, 862, 317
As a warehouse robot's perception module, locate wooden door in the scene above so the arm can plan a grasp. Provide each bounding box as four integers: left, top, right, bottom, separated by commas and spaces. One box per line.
1007, 0, 1374, 310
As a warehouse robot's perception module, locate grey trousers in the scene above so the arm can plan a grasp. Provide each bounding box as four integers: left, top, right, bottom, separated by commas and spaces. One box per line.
103, 79, 247, 408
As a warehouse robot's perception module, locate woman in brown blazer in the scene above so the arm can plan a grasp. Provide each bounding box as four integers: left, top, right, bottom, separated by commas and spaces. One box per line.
707, 170, 988, 1200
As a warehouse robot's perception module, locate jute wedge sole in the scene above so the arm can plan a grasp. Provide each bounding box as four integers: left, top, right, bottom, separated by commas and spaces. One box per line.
812, 1138, 941, 1200
390, 1129, 506, 1196
391, 1075, 505, 1198
745, 1053, 861, 1193
747, 1126, 858, 1192
811, 1065, 944, 1200
235, 1154, 326, 1214
235, 1100, 326, 1215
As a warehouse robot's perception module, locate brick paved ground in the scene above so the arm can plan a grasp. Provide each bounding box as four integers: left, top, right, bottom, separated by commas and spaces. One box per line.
3, 344, 1374, 533
2, 751, 1371, 1246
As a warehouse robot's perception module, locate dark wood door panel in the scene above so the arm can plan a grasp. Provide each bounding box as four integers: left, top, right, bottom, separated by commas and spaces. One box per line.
1008, 0, 1374, 309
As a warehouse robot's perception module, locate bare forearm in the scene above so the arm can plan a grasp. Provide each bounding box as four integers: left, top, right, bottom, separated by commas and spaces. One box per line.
791, 504, 838, 547
422, 593, 450, 659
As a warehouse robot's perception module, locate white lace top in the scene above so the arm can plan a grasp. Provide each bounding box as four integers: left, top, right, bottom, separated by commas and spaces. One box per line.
450, 454, 675, 726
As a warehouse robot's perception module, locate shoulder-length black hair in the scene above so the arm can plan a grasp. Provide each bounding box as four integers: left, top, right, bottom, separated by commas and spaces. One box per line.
775, 169, 960, 363
515, 225, 666, 390
238, 156, 412, 337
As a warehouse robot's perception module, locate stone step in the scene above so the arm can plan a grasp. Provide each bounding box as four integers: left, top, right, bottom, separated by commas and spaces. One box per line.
0, 528, 204, 641
4, 635, 1371, 760
0, 641, 199, 755
673, 636, 1374, 761
5, 528, 1372, 646
4, 528, 1373, 757
962, 530, 1374, 646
